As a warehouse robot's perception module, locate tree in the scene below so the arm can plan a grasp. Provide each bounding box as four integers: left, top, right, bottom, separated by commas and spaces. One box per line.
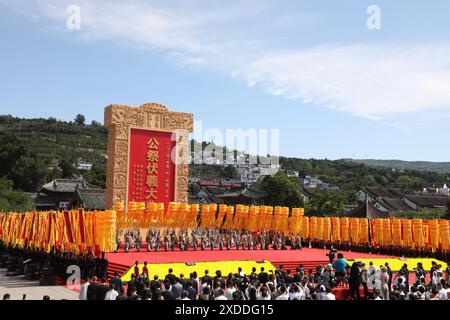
257, 171, 304, 207
91, 120, 102, 127
306, 191, 349, 216
188, 182, 201, 195
74, 114, 86, 126
59, 156, 78, 178
83, 163, 106, 188
0, 178, 34, 212
223, 165, 237, 179
10, 156, 48, 192
0, 134, 47, 192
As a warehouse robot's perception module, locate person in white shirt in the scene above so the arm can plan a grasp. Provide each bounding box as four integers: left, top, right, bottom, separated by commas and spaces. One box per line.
315, 285, 327, 301
321, 287, 336, 300
288, 283, 305, 300
79, 278, 90, 300
299, 279, 310, 300
275, 285, 289, 300
373, 290, 382, 300
256, 284, 271, 300
437, 284, 448, 300
215, 288, 228, 300
225, 282, 236, 300
181, 291, 190, 300
104, 284, 119, 300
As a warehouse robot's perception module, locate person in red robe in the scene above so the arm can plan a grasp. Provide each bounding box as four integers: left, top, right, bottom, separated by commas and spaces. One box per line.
134, 261, 140, 277
142, 261, 149, 277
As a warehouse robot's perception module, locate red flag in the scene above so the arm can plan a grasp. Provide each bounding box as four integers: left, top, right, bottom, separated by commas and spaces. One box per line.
64, 211, 74, 243
78, 209, 86, 244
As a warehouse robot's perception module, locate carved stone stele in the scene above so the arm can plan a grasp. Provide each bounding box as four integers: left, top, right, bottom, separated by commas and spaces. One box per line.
104, 102, 194, 209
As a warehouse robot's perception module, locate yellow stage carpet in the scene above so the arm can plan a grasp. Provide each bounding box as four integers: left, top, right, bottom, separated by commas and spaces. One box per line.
121, 260, 276, 282
346, 258, 447, 271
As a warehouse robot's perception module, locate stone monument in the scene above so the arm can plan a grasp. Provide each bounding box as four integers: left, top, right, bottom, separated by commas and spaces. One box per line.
104, 102, 193, 209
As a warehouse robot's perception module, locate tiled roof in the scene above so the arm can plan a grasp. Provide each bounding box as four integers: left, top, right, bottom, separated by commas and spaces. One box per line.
214, 188, 266, 199
41, 179, 100, 193
299, 186, 316, 197
404, 194, 449, 208
361, 187, 406, 199
199, 181, 242, 188
347, 201, 390, 219
72, 189, 106, 210
375, 197, 411, 212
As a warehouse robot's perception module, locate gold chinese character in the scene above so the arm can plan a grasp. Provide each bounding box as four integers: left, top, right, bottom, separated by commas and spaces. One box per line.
146, 175, 158, 188
147, 138, 159, 149
146, 150, 159, 162
145, 188, 158, 200
147, 162, 158, 175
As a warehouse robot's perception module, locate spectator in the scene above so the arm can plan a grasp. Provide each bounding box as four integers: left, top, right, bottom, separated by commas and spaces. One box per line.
359, 262, 369, 299
161, 279, 176, 300
349, 262, 361, 300
172, 277, 184, 299
105, 283, 119, 300
87, 276, 100, 300
332, 253, 348, 286
165, 268, 177, 285
110, 272, 123, 293
322, 287, 336, 300
79, 276, 90, 300
215, 288, 228, 300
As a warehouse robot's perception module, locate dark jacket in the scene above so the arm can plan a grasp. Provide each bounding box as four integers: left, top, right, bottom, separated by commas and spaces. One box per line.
161, 290, 177, 300
86, 283, 100, 300
110, 277, 123, 291
97, 284, 109, 300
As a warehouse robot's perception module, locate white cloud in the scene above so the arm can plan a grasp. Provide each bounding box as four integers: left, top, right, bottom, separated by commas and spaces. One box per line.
242, 44, 450, 118
3, 0, 450, 122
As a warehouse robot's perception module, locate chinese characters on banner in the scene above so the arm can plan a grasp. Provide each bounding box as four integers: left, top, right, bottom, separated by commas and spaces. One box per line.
128, 129, 176, 204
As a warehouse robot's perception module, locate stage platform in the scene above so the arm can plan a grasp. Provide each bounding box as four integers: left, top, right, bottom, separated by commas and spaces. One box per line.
106, 247, 396, 277
105, 248, 446, 299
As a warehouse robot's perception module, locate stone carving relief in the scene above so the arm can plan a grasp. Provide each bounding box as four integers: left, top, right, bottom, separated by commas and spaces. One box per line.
104, 102, 194, 209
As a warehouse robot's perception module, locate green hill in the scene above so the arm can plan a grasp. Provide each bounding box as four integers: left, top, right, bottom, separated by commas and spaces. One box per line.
0, 115, 107, 192
0, 114, 448, 197
346, 159, 450, 173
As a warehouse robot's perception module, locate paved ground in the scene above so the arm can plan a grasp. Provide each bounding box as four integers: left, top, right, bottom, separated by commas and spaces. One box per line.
0, 269, 78, 300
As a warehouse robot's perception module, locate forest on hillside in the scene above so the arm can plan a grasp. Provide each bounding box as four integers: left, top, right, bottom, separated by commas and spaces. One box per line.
0, 115, 449, 211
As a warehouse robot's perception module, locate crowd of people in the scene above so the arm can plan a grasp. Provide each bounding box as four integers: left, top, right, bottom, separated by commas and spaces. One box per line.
119, 228, 302, 252
79, 253, 450, 301
2, 230, 450, 301
0, 240, 109, 282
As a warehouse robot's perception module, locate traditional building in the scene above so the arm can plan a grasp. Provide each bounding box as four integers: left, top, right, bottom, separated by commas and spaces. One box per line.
357, 187, 406, 203
346, 200, 390, 218
194, 181, 265, 204
299, 186, 316, 204
372, 197, 411, 213
402, 194, 450, 211
299, 185, 340, 204
31, 178, 105, 211
69, 188, 106, 210
213, 188, 267, 205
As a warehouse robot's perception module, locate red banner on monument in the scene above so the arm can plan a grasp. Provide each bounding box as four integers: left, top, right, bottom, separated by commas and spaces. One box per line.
128, 128, 176, 204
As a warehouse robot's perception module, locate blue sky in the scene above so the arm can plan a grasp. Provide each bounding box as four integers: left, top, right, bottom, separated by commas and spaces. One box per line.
1, 1, 450, 161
